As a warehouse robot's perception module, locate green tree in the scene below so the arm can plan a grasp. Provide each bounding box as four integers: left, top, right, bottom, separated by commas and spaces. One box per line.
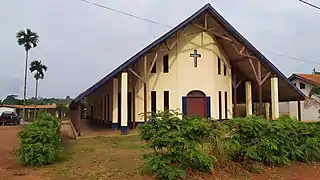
16, 29, 39, 119
29, 60, 47, 117
309, 86, 320, 98
2, 95, 20, 105
56, 104, 69, 118
309, 86, 320, 117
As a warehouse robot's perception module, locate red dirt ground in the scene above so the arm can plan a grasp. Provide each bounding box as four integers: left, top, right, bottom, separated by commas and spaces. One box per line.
0, 125, 48, 180
0, 125, 319, 180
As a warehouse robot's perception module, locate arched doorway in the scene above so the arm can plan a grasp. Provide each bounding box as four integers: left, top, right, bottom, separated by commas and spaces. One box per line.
185, 90, 207, 118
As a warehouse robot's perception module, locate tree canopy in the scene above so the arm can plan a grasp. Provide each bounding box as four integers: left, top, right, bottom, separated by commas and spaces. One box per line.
16, 29, 39, 51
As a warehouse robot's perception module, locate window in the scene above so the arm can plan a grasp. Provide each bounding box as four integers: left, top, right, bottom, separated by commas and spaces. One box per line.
218, 57, 221, 75
163, 54, 169, 73
128, 92, 132, 121
218, 91, 222, 119
223, 64, 227, 76
225, 92, 228, 119
164, 91, 169, 110
151, 61, 156, 73
300, 82, 305, 89
151, 91, 157, 113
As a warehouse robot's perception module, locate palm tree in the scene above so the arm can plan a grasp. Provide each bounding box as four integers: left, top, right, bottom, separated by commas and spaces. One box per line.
30, 60, 47, 117
16, 29, 39, 119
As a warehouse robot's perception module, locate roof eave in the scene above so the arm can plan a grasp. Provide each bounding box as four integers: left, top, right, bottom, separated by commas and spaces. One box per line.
70, 3, 305, 106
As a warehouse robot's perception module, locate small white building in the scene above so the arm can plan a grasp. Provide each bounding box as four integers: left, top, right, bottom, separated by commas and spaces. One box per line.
0, 107, 16, 115
279, 73, 320, 121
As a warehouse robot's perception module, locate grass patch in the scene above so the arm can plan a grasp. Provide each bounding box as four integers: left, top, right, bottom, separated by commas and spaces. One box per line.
46, 135, 147, 180
32, 130, 319, 180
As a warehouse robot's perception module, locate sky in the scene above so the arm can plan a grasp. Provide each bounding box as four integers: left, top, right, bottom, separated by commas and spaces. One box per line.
1, 0, 319, 100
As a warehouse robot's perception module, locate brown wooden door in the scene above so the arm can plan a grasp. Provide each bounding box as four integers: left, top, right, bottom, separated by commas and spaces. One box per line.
186, 90, 206, 118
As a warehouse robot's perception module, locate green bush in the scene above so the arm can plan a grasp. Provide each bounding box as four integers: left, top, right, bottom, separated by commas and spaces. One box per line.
223, 116, 320, 165
208, 121, 240, 167
138, 110, 214, 180
17, 112, 61, 166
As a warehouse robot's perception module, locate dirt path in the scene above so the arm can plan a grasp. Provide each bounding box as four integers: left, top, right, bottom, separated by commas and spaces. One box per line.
0, 124, 319, 180
0, 125, 47, 180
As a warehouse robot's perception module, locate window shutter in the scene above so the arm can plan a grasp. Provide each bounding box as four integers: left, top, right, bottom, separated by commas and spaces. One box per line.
206, 97, 211, 119
182, 97, 187, 117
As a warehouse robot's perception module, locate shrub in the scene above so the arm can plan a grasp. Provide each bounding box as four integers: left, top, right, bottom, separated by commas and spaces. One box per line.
208, 121, 240, 167
138, 110, 214, 180
224, 116, 320, 165
17, 112, 61, 166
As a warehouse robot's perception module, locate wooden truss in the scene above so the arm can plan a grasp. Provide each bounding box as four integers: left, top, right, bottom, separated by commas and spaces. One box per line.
192, 13, 274, 115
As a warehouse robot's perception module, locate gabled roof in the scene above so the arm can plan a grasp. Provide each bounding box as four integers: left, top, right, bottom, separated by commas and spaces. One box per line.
289, 74, 320, 86
70, 3, 305, 107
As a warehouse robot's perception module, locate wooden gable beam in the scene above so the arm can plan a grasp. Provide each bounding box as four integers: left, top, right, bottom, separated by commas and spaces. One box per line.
261, 72, 271, 85
192, 17, 259, 62
148, 52, 159, 75
192, 23, 206, 31
160, 40, 177, 52
163, 41, 170, 51
232, 44, 259, 60
143, 56, 147, 122
191, 21, 232, 69
128, 68, 145, 83
249, 58, 259, 83
204, 13, 208, 30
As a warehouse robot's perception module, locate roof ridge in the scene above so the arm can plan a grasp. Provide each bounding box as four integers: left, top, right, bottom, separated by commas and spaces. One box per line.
70, 3, 305, 106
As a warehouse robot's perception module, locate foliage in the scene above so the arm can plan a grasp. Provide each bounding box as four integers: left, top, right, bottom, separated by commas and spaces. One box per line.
29, 60, 48, 117
56, 104, 69, 118
138, 110, 214, 180
0, 95, 72, 106
16, 28, 39, 119
208, 121, 240, 167
17, 112, 61, 166
30, 60, 48, 81
2, 95, 20, 105
309, 85, 320, 118
309, 86, 320, 98
16, 29, 39, 51
223, 116, 320, 165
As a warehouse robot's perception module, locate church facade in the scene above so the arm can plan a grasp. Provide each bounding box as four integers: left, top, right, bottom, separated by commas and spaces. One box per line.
69, 4, 305, 136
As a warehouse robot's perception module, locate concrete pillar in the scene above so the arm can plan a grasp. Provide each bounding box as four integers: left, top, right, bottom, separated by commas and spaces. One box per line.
28, 109, 31, 120
245, 81, 253, 116
265, 103, 270, 119
121, 72, 128, 135
271, 77, 279, 119
112, 78, 118, 129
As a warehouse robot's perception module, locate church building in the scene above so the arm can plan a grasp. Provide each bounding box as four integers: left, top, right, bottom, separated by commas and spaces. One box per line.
69, 3, 305, 136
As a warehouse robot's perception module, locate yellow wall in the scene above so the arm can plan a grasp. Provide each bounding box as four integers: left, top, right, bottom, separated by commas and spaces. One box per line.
134, 24, 233, 121
85, 24, 233, 123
